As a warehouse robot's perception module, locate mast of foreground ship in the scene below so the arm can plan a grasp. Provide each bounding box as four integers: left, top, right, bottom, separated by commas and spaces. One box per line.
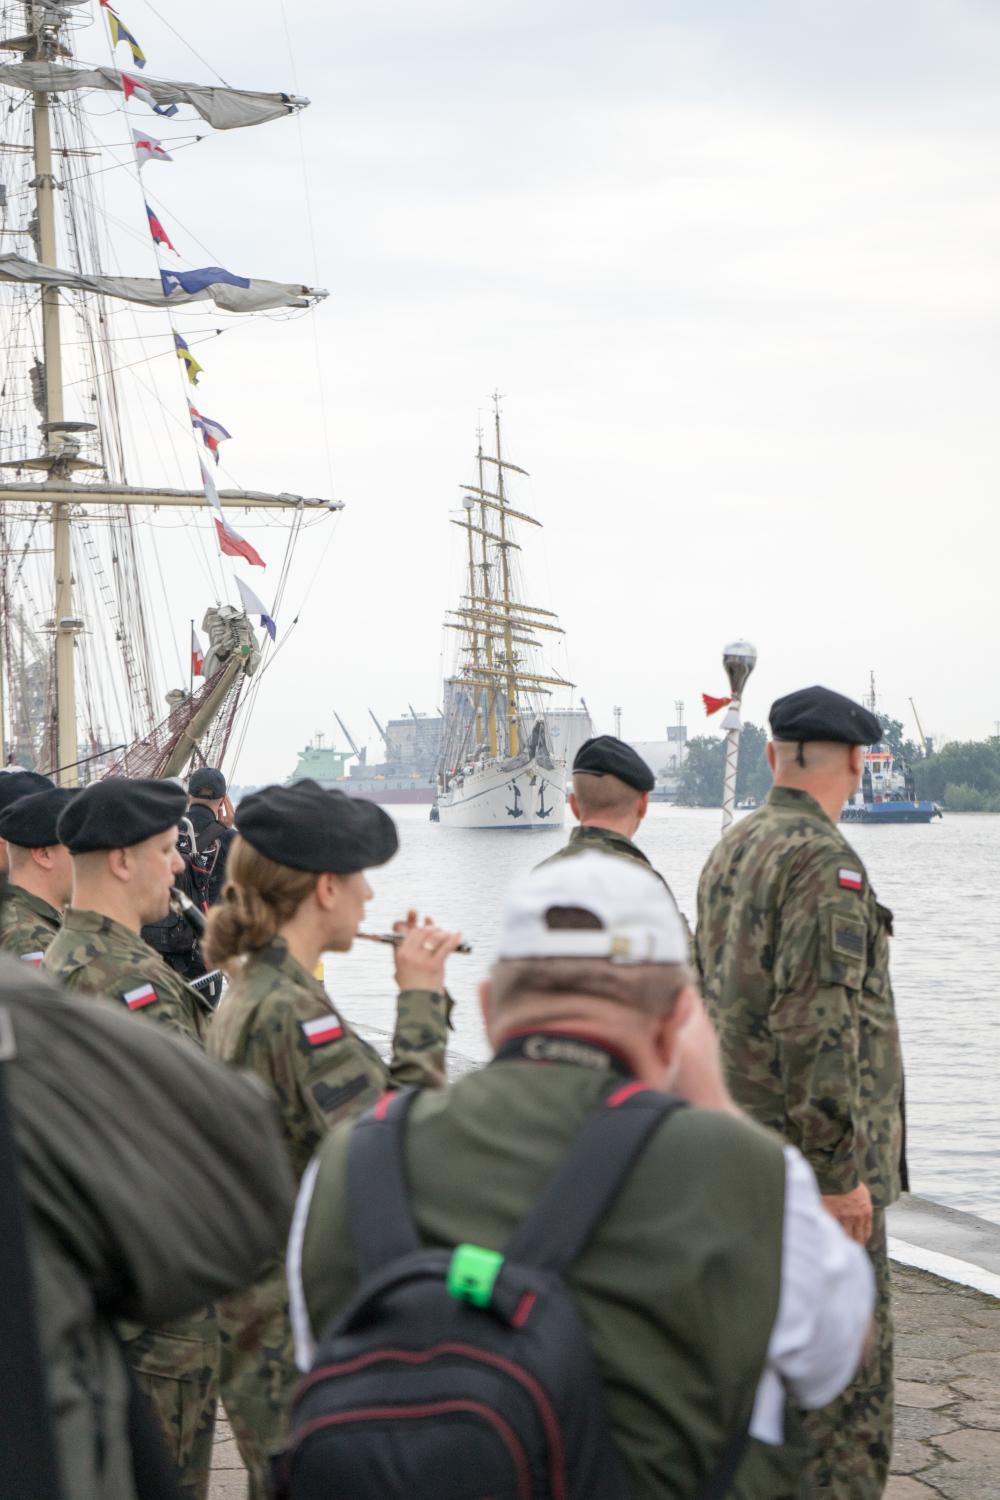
9, 7, 334, 785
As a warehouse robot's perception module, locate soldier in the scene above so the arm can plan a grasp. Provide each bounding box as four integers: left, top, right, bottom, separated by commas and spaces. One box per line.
0, 787, 74, 961
204, 778, 459, 1498
539, 733, 692, 938
694, 684, 906, 1500
44, 777, 220, 1500
289, 854, 875, 1499
0, 955, 294, 1500
0, 768, 54, 876
186, 765, 235, 905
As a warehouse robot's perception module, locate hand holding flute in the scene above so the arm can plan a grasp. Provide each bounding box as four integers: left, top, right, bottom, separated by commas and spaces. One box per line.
375, 910, 465, 994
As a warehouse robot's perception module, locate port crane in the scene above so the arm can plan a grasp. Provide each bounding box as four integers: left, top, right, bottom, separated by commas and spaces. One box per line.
334, 712, 366, 765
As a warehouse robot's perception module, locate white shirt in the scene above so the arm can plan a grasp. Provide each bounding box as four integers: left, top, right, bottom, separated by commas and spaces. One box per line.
288, 1141, 874, 1446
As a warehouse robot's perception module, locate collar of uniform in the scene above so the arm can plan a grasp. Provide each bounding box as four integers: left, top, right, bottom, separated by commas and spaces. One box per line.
766, 786, 833, 826
571, 824, 649, 863
60, 907, 140, 944
6, 885, 60, 926
254, 937, 326, 994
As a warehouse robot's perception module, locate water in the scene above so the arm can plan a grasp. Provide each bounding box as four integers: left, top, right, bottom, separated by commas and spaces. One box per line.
328, 805, 1000, 1226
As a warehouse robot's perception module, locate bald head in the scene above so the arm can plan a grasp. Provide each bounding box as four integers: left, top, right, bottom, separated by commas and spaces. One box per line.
768, 738, 864, 823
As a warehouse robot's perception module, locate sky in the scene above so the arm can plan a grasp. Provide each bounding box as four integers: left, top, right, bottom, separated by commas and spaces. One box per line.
40, 0, 1000, 777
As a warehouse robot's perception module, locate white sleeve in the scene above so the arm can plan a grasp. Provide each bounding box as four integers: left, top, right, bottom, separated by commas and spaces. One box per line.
750, 1146, 875, 1444
287, 1156, 320, 1372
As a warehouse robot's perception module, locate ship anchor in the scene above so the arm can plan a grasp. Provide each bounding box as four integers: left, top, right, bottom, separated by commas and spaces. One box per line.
536, 783, 552, 818
506, 781, 524, 819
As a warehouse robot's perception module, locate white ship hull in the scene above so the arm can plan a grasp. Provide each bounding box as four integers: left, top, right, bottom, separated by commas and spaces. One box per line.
437, 756, 566, 829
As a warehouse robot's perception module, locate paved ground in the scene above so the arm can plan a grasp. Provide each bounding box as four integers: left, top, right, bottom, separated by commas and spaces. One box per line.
209, 1261, 1000, 1499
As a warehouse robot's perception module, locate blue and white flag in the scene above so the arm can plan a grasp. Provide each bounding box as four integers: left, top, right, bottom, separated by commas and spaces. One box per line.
236, 577, 277, 641
160, 266, 251, 298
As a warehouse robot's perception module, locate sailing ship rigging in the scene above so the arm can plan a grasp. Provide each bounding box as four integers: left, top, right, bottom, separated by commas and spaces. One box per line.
0, 0, 339, 785
436, 398, 574, 829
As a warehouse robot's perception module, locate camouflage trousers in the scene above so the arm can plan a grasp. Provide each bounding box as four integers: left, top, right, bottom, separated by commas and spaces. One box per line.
218, 1265, 298, 1500
121, 1320, 221, 1500
798, 1211, 893, 1498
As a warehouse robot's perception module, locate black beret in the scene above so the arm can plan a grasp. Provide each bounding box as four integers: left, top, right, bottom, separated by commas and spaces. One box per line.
57, 777, 188, 854
770, 686, 882, 747
0, 788, 76, 848
189, 767, 227, 799
572, 735, 656, 793
236, 780, 398, 874
0, 770, 55, 813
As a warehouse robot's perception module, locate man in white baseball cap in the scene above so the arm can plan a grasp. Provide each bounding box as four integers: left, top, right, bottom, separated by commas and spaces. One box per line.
289, 855, 875, 1500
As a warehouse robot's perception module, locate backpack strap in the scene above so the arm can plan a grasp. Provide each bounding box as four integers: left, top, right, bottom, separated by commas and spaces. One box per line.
504, 1085, 686, 1272
346, 1088, 423, 1277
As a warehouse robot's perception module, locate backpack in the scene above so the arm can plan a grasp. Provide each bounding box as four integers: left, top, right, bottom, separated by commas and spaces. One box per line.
276, 1085, 752, 1500
141, 817, 218, 958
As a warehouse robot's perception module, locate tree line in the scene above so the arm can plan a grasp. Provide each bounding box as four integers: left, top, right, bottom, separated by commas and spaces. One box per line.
675, 718, 1000, 811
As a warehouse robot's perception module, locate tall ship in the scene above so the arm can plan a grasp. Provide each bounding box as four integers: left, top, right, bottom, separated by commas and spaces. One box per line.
435, 399, 575, 830
841, 677, 942, 825
288, 708, 441, 804
0, 1, 337, 782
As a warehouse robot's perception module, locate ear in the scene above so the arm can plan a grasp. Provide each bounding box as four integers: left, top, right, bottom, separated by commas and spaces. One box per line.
766, 741, 777, 771
313, 872, 338, 912
848, 744, 864, 782
479, 980, 494, 1044
32, 847, 53, 872
107, 847, 130, 883
637, 791, 650, 821
651, 985, 696, 1067
568, 791, 581, 821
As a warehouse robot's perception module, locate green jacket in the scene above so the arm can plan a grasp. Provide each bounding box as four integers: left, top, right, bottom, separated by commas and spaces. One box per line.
695, 785, 905, 1205
45, 907, 210, 1044
207, 939, 451, 1183
299, 1059, 805, 1499
2, 959, 293, 1500
0, 882, 60, 961
44, 909, 220, 1371
537, 823, 693, 950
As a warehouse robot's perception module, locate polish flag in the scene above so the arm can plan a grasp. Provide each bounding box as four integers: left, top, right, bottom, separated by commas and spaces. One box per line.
123, 983, 158, 1010
214, 515, 265, 568
301, 1015, 344, 1047
838, 869, 863, 891
21, 951, 44, 967
191, 625, 205, 677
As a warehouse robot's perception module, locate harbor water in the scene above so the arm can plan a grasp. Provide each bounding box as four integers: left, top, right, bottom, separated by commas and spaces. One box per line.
329, 804, 1000, 1226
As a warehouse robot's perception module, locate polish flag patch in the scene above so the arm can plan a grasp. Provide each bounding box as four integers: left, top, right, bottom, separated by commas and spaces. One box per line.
123, 983, 158, 1010
21, 951, 44, 967
301, 1015, 344, 1048
838, 868, 864, 891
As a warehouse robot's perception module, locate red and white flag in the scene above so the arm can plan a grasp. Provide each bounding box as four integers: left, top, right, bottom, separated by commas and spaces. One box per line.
122, 982, 158, 1010
132, 128, 172, 167
200, 461, 266, 568
838, 868, 864, 891
300, 1015, 344, 1048
191, 625, 205, 677
120, 72, 178, 117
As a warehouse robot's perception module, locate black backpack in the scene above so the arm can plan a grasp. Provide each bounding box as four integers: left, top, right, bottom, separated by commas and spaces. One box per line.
141, 818, 218, 958
276, 1085, 751, 1500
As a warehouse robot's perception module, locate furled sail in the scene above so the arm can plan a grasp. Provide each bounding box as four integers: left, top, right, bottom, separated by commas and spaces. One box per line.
0, 63, 307, 130
0, 254, 325, 312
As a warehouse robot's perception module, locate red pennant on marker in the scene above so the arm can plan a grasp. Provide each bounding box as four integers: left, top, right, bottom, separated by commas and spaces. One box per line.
702, 693, 732, 716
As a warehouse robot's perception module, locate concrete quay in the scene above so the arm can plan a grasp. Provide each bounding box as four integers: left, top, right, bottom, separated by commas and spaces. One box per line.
209, 1195, 1000, 1499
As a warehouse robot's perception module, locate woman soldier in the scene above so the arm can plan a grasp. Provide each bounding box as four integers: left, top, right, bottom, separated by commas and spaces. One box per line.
204, 780, 460, 1498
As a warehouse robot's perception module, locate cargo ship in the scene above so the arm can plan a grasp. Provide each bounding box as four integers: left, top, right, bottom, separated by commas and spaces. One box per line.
288, 709, 440, 804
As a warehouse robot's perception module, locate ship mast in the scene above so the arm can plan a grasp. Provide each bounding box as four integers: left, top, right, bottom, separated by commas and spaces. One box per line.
492, 395, 519, 757
476, 433, 498, 756
28, 2, 76, 782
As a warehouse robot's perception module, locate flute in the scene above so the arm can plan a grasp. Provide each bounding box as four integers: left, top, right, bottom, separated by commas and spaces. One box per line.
356, 930, 472, 956
170, 885, 207, 938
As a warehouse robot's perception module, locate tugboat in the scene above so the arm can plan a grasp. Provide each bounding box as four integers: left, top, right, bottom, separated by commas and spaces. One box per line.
840, 677, 942, 825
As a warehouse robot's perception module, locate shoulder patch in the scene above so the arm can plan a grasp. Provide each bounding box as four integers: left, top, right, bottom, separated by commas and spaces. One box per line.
21, 951, 44, 967
838, 868, 864, 891
301, 1014, 344, 1048
122, 982, 158, 1011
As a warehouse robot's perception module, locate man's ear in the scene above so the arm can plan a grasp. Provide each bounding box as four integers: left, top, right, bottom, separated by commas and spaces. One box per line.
767, 741, 777, 771
636, 791, 650, 822
479, 979, 494, 1044
568, 791, 581, 822
107, 847, 130, 883
651, 985, 696, 1066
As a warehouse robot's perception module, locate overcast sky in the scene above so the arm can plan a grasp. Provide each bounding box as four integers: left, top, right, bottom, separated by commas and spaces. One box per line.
71, 0, 1000, 779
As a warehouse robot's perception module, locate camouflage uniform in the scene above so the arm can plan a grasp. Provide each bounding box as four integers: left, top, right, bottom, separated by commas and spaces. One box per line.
538, 823, 693, 954
695, 786, 905, 1499
207, 939, 450, 1498
0, 882, 60, 962
44, 908, 219, 1500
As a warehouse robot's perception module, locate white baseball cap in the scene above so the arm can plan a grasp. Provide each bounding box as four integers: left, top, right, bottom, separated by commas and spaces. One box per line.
497, 852, 689, 965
